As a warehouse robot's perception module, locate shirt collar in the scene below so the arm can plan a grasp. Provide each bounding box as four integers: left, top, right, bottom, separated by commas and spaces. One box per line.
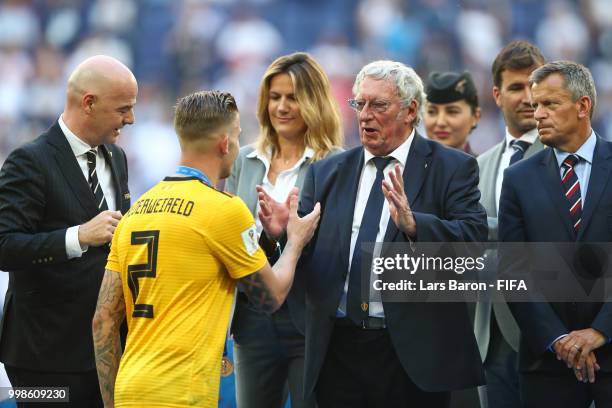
363, 128, 414, 167
58, 114, 95, 157
247, 145, 315, 171
504, 127, 539, 150
554, 129, 596, 167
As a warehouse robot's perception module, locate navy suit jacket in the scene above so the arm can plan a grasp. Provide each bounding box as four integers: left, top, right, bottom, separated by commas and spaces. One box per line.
0, 122, 131, 372
297, 133, 487, 397
499, 135, 612, 373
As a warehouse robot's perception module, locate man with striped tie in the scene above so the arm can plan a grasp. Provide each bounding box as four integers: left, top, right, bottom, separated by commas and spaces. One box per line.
498, 61, 612, 406
0, 55, 136, 407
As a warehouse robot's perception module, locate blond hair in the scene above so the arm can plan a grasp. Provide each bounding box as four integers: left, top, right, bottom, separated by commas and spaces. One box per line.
256, 52, 342, 161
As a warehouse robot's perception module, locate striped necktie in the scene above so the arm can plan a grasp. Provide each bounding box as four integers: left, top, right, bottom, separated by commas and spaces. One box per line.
509, 140, 531, 165
86, 148, 109, 211
561, 154, 582, 233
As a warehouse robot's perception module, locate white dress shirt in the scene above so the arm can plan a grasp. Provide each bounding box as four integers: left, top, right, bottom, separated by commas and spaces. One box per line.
337, 129, 415, 318
495, 128, 539, 212
59, 115, 116, 258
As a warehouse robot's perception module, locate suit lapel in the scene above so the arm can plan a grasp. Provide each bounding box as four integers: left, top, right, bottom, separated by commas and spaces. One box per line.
524, 137, 545, 160
100, 145, 120, 210
578, 136, 612, 239
383, 133, 432, 243
333, 148, 364, 274
539, 149, 575, 238
241, 155, 266, 215
482, 141, 505, 217
47, 122, 99, 216
296, 159, 310, 192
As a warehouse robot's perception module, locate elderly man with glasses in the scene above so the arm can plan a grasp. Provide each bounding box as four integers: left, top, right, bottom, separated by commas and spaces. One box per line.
258, 60, 487, 408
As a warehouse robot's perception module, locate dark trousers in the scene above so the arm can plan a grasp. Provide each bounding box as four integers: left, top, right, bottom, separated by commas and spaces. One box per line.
5, 366, 102, 408
520, 371, 612, 408
315, 322, 450, 408
449, 387, 480, 408
233, 296, 314, 408
482, 317, 520, 408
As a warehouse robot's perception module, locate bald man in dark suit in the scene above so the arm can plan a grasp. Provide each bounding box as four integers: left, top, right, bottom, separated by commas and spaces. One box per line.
0, 55, 136, 407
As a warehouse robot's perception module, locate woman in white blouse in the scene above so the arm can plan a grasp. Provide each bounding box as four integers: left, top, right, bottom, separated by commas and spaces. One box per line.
226, 52, 342, 408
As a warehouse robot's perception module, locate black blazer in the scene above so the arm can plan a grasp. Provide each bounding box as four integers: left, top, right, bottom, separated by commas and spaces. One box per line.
297, 133, 487, 398
499, 136, 612, 373
0, 121, 130, 372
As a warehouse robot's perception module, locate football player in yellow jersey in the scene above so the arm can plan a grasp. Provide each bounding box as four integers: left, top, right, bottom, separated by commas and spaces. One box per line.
92, 91, 321, 408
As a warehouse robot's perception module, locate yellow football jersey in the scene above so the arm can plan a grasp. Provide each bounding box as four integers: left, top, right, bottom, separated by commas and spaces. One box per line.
106, 176, 267, 407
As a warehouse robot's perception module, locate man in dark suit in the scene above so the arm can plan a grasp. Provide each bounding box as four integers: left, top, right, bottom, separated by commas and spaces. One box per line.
0, 55, 136, 407
258, 60, 486, 407
499, 60, 612, 407
474, 40, 545, 408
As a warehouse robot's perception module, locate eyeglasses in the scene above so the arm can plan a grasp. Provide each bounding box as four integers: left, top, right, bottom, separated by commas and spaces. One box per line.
347, 98, 392, 113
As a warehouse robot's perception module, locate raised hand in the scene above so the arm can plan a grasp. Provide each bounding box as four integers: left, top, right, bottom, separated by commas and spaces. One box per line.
286, 194, 320, 251
257, 185, 297, 240
382, 164, 416, 238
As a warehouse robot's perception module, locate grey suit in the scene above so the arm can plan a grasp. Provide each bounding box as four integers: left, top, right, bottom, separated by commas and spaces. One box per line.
474, 136, 544, 408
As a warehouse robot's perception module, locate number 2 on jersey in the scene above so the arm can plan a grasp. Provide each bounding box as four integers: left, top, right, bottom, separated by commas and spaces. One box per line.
127, 230, 160, 318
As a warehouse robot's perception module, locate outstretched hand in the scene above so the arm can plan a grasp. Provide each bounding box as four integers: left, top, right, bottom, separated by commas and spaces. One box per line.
286, 194, 320, 250
382, 164, 416, 238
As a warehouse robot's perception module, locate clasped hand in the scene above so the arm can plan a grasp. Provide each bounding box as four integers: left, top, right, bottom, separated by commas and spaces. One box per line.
554, 328, 606, 383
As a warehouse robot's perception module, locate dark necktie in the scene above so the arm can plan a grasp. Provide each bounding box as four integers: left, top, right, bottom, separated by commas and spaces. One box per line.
86, 148, 109, 211
561, 154, 582, 233
509, 140, 531, 165
347, 156, 393, 325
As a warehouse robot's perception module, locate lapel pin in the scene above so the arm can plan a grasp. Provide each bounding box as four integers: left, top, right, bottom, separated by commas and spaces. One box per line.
424, 163, 428, 168
124, 192, 130, 200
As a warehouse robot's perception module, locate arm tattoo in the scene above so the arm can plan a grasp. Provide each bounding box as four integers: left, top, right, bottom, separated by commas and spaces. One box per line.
238, 272, 279, 313
93, 269, 126, 407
